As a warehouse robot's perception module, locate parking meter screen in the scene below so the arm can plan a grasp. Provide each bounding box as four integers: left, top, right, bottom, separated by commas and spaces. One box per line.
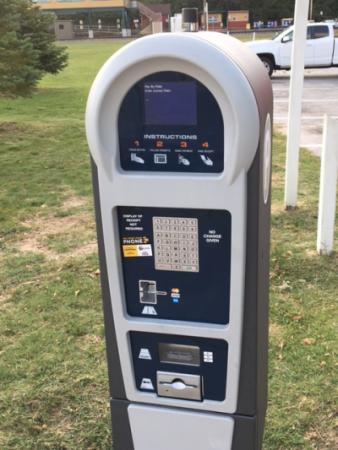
144, 82, 197, 126
118, 71, 224, 173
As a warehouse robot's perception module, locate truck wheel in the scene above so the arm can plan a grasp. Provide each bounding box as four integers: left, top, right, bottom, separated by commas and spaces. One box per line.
260, 57, 274, 77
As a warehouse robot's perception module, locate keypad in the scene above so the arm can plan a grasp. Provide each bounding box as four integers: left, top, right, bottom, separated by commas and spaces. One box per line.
153, 217, 199, 272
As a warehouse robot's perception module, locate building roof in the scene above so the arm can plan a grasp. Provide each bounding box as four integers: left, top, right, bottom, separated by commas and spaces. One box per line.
35, 0, 126, 11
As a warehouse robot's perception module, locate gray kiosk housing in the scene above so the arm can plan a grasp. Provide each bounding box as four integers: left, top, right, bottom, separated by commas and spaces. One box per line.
86, 32, 273, 450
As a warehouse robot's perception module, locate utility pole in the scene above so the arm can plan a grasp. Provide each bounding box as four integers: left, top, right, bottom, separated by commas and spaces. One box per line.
203, 0, 209, 30
284, 0, 309, 208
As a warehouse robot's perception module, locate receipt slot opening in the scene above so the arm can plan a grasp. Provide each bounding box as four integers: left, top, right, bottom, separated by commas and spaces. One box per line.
86, 30, 272, 450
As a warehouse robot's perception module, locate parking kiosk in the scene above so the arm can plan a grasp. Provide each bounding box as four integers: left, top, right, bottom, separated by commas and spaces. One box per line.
86, 32, 273, 450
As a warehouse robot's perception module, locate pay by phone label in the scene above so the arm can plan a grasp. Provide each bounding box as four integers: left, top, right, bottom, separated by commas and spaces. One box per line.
122, 235, 152, 257
122, 244, 152, 258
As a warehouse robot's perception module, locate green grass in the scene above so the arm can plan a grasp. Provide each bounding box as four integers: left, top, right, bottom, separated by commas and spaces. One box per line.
232, 31, 278, 42
0, 40, 337, 449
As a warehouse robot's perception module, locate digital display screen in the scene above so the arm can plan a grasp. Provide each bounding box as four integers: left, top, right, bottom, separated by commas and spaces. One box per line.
158, 343, 200, 366
144, 82, 197, 126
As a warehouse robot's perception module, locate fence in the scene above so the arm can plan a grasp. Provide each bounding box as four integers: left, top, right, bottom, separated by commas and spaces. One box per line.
72, 25, 138, 39
317, 116, 338, 255
57, 24, 283, 40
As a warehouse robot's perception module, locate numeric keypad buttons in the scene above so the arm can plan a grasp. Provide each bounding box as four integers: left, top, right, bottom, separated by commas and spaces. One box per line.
153, 217, 199, 272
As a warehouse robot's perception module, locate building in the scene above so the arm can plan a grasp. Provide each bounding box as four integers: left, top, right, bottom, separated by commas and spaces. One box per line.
54, 20, 74, 40
35, 0, 167, 37
207, 13, 224, 31
227, 10, 249, 31
35, 0, 132, 36
145, 3, 171, 31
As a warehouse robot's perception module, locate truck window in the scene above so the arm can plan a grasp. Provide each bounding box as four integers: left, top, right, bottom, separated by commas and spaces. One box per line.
334, 27, 338, 38
307, 25, 329, 39
282, 30, 293, 43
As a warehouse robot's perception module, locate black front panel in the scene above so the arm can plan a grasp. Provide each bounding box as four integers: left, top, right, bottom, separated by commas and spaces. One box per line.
118, 71, 224, 173
130, 332, 228, 401
117, 206, 231, 325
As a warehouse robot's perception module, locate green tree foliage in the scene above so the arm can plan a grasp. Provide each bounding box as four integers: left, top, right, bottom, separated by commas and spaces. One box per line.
312, 0, 338, 20
0, 0, 68, 96
143, 0, 338, 21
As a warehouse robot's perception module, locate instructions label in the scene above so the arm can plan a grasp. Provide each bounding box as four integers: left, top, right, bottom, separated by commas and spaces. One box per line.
203, 229, 223, 244
123, 214, 144, 231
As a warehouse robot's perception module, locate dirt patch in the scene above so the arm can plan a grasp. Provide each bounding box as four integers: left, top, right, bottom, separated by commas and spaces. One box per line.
24, 214, 87, 237
14, 196, 96, 261
306, 427, 338, 449
274, 123, 286, 133
269, 322, 284, 339
0, 122, 23, 134
0, 291, 12, 304
62, 195, 88, 210
271, 202, 285, 214
59, 188, 89, 210
49, 410, 75, 437
76, 334, 104, 351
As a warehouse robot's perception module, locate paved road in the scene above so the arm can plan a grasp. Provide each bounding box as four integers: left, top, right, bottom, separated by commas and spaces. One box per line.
272, 67, 338, 156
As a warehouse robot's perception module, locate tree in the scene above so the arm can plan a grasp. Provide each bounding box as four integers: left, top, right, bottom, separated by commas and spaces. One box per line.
0, 0, 68, 96
312, 0, 338, 20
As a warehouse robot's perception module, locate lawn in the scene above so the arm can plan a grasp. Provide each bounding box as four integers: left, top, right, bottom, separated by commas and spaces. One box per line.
231, 30, 279, 42
0, 40, 337, 450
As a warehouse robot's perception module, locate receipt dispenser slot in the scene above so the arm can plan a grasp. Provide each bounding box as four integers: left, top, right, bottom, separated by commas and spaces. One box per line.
157, 371, 202, 401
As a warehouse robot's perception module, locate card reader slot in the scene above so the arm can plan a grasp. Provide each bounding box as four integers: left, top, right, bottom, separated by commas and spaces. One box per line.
157, 371, 202, 401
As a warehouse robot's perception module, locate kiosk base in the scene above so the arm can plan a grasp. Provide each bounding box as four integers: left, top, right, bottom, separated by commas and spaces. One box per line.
110, 399, 263, 450
129, 405, 234, 450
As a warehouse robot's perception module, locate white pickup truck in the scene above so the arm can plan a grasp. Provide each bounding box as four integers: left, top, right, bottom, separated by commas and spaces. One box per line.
247, 22, 338, 76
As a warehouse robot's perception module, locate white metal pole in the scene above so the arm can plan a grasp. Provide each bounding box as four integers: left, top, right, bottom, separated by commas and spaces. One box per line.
317, 116, 338, 255
284, 0, 309, 209
309, 0, 313, 20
